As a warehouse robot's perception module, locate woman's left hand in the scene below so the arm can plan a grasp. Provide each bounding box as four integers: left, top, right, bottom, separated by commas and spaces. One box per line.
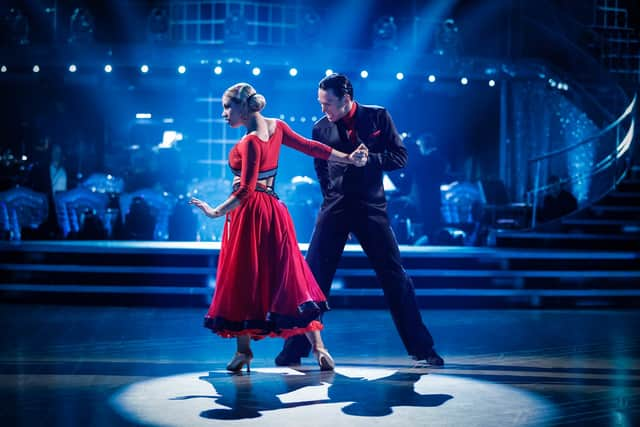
189, 197, 223, 218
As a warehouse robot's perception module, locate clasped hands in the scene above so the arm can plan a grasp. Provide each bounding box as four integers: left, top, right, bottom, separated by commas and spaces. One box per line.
349, 143, 368, 167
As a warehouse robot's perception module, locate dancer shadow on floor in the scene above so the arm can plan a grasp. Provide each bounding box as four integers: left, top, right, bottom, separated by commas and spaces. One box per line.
172, 368, 452, 420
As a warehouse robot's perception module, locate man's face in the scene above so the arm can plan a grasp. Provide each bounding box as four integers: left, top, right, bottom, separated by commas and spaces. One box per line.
317, 88, 351, 122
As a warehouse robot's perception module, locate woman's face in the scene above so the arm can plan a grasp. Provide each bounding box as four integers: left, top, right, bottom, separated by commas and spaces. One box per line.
221, 95, 244, 128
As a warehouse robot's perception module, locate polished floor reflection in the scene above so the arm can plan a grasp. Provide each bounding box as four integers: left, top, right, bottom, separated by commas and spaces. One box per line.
0, 305, 638, 426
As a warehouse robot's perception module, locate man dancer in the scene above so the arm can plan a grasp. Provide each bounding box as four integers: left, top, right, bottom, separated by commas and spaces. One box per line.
276, 73, 444, 366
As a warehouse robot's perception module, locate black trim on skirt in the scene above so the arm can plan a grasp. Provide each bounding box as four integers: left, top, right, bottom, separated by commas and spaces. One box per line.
204, 300, 330, 336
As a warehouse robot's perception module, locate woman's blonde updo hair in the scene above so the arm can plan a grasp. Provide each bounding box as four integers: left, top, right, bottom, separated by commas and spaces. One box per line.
224, 82, 266, 113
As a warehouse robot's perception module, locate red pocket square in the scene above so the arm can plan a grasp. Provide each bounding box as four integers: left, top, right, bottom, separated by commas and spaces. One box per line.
370, 130, 381, 137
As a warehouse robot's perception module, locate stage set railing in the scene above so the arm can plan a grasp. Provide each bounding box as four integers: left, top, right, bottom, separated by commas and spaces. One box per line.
527, 93, 636, 228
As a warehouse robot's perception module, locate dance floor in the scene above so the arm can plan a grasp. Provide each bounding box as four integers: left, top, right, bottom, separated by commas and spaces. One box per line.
0, 304, 638, 426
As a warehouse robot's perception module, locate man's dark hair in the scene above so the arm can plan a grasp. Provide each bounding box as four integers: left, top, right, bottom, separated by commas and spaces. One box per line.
319, 73, 353, 99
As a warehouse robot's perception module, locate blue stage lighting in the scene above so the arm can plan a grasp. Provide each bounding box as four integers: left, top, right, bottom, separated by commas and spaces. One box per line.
1, 65, 7, 73
177, 65, 186, 74
489, 79, 496, 87
289, 67, 298, 77
104, 64, 112, 73
140, 65, 149, 73
325, 69, 333, 76
360, 70, 369, 78
460, 77, 468, 85
428, 74, 436, 83
69, 64, 77, 73
32, 65, 40, 73
396, 72, 404, 80
252, 67, 261, 76
214, 66, 222, 75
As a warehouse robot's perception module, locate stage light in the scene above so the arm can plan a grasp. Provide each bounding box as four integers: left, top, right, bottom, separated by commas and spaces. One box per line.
1, 65, 7, 73
396, 72, 404, 80
69, 64, 77, 73
214, 66, 222, 75
373, 15, 397, 50
489, 79, 496, 87
104, 64, 112, 73
325, 69, 333, 76
298, 8, 322, 47
428, 74, 436, 83
224, 11, 248, 46
140, 65, 149, 73
300, 117, 307, 123
136, 113, 152, 119
252, 67, 261, 76
360, 70, 369, 78
311, 116, 317, 121
32, 65, 40, 73
289, 116, 296, 122
435, 18, 460, 56
460, 77, 468, 85
7, 8, 30, 45
147, 7, 169, 42
69, 8, 95, 44
289, 67, 298, 77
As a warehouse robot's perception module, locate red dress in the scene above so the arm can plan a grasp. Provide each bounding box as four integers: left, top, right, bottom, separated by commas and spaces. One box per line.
204, 120, 333, 339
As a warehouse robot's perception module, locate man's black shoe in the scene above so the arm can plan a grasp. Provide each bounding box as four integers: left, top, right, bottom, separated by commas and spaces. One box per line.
275, 350, 301, 367
415, 348, 444, 367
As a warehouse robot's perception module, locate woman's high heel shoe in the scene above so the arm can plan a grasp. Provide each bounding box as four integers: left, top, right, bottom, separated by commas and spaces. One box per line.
313, 347, 335, 371
226, 351, 253, 373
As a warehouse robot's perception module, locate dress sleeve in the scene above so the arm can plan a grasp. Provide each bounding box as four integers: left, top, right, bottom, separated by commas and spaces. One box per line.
279, 120, 332, 160
231, 137, 262, 202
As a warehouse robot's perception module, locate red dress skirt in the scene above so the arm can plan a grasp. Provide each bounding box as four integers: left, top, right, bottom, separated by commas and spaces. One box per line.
204, 185, 328, 339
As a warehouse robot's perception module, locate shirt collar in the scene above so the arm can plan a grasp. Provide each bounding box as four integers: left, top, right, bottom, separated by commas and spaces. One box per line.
339, 102, 358, 128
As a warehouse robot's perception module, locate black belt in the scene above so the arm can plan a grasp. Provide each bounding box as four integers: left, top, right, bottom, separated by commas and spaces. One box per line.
232, 183, 279, 199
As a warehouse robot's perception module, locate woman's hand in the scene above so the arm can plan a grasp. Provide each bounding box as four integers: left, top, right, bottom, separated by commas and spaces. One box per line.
349, 144, 368, 167
189, 197, 224, 218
